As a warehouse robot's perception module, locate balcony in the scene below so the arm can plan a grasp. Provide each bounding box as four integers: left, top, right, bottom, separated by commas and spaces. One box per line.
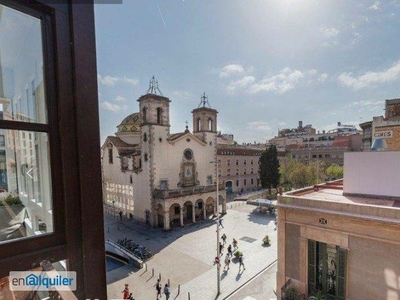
153, 184, 224, 199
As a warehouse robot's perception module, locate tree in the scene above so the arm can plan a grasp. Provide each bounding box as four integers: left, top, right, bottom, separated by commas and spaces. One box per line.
326, 164, 343, 180
259, 144, 280, 196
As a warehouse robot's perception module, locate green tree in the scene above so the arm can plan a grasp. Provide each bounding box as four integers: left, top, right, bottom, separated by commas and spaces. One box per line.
259, 144, 280, 196
326, 164, 343, 180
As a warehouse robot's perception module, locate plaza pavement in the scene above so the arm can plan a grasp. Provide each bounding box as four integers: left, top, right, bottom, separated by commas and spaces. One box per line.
105, 202, 277, 300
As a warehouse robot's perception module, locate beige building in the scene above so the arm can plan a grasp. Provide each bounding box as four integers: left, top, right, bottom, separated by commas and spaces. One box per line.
277, 151, 400, 299
217, 146, 263, 194
102, 81, 226, 230
360, 98, 400, 151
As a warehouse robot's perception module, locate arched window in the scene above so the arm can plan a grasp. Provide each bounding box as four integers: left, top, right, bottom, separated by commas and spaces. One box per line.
157, 107, 162, 124
143, 133, 147, 142
142, 107, 147, 122
197, 118, 201, 131
208, 118, 213, 131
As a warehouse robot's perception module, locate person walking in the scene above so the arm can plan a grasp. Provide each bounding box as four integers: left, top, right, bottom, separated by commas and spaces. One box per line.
164, 284, 171, 300
239, 253, 245, 271
219, 218, 224, 228
121, 284, 130, 299
233, 238, 238, 250
221, 233, 227, 244
156, 279, 162, 298
224, 254, 230, 270
119, 210, 123, 221
227, 244, 232, 257
219, 242, 224, 255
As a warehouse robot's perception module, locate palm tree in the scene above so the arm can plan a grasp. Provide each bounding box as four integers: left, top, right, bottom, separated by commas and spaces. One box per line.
308, 291, 326, 300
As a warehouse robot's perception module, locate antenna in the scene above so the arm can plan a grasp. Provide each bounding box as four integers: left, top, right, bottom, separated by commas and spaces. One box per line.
198, 92, 211, 108
146, 76, 163, 96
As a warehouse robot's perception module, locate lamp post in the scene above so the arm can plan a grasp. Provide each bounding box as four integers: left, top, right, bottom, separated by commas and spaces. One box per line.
211, 159, 221, 295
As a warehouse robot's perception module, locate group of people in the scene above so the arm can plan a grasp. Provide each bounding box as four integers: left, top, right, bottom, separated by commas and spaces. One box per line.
214, 221, 245, 272
156, 278, 171, 300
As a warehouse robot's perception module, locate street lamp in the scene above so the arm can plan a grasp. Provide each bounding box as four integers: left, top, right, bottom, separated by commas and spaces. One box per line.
210, 159, 221, 295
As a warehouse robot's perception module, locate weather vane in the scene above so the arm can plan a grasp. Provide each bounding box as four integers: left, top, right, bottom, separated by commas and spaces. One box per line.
198, 92, 211, 108
146, 76, 163, 96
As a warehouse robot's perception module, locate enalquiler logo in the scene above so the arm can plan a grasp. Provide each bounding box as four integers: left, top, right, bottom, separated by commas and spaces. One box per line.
9, 271, 77, 291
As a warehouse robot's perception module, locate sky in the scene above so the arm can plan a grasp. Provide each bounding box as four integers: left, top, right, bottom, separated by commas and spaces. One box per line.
95, 0, 400, 145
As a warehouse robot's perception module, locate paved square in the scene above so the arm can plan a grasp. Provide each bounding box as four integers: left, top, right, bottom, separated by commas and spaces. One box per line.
105, 202, 277, 300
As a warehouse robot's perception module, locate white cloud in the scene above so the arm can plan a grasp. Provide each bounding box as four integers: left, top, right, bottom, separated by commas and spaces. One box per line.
249, 67, 325, 94
226, 76, 255, 93
318, 73, 329, 82
347, 100, 385, 111
320, 26, 339, 38
114, 95, 126, 102
100, 101, 127, 113
172, 90, 191, 99
337, 60, 400, 90
98, 74, 139, 87
219, 64, 245, 78
247, 121, 272, 132
368, 1, 380, 10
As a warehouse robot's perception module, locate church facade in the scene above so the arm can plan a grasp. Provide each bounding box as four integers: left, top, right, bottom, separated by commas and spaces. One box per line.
101, 79, 226, 230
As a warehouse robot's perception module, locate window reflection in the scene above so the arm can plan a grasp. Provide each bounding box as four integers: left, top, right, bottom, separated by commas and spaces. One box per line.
0, 4, 47, 124
0, 130, 52, 242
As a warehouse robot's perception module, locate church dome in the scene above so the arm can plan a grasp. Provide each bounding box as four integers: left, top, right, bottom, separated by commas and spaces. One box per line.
117, 112, 141, 133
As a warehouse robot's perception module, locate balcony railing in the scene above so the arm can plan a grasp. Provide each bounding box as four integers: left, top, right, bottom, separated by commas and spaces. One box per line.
153, 184, 224, 199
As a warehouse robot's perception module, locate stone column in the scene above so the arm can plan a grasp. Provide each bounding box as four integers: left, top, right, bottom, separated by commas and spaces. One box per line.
299, 237, 308, 294
222, 197, 227, 214
203, 205, 207, 219
163, 210, 170, 231
180, 207, 184, 227
155, 212, 159, 228
192, 205, 196, 223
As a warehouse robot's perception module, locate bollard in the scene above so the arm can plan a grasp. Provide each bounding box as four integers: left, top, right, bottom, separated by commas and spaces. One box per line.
152, 268, 154, 277
188, 292, 190, 300
159, 273, 161, 280
145, 264, 148, 271
178, 285, 180, 295
168, 279, 170, 287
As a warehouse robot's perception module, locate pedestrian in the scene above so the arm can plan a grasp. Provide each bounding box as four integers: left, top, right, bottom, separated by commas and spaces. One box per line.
163, 283, 170, 300
219, 242, 224, 255
214, 256, 220, 266
224, 254, 230, 270
121, 284, 130, 299
156, 279, 162, 298
227, 244, 232, 257
219, 218, 224, 228
119, 210, 123, 221
239, 254, 245, 271
233, 238, 238, 250
221, 233, 227, 244
129, 292, 135, 300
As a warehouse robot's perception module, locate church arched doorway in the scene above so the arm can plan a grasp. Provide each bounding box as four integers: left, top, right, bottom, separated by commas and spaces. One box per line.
183, 201, 194, 225
195, 199, 205, 221
225, 180, 233, 194
205, 197, 214, 218
169, 203, 181, 228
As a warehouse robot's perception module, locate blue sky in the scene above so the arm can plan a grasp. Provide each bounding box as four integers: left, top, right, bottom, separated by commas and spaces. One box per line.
95, 0, 400, 144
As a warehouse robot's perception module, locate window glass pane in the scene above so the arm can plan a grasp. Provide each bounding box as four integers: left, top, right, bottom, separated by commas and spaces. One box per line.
0, 130, 53, 243
0, 4, 47, 124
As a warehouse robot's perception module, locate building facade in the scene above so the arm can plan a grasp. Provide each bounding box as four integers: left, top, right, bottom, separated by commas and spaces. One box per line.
277, 152, 400, 299
217, 146, 263, 194
102, 85, 226, 230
